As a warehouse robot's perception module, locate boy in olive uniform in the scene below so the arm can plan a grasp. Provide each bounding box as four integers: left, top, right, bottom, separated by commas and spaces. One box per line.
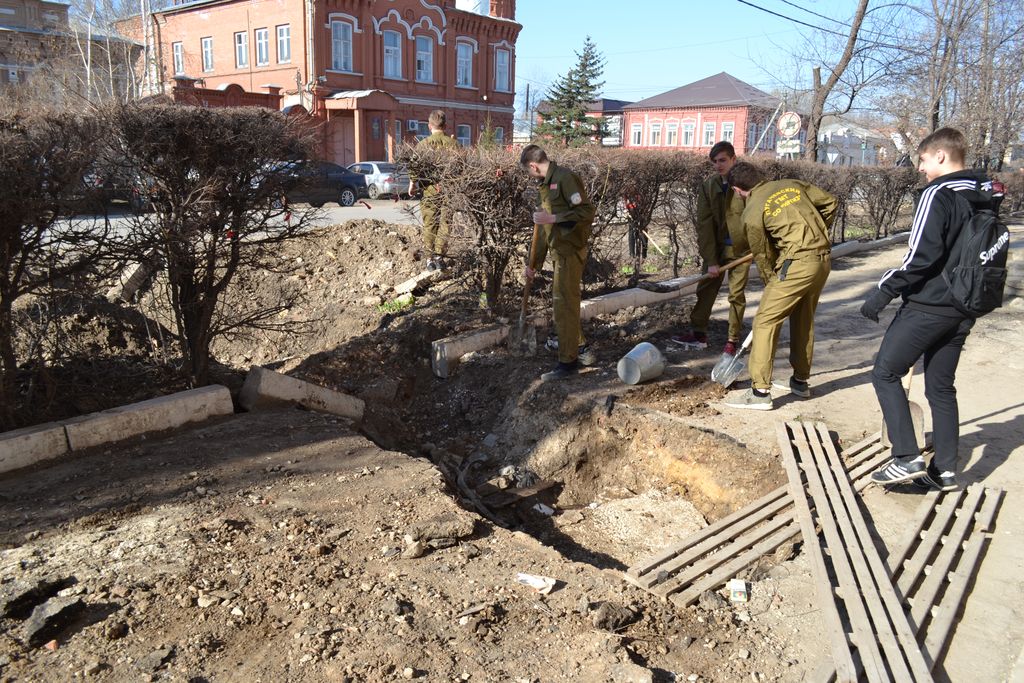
671, 141, 750, 355
521, 145, 596, 382
723, 162, 837, 410
408, 109, 457, 271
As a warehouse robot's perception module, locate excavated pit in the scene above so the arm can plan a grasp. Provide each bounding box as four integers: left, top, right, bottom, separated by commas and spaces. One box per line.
451, 374, 788, 571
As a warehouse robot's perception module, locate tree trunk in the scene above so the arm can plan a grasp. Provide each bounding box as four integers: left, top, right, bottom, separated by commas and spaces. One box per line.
0, 296, 18, 430
804, 0, 869, 162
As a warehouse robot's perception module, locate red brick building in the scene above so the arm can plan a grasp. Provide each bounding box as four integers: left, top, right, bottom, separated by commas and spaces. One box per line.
122, 0, 520, 164
623, 72, 796, 156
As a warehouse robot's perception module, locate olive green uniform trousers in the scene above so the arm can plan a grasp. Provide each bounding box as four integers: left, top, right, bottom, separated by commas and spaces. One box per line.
421, 185, 446, 256
551, 242, 588, 364
748, 255, 831, 391
689, 245, 750, 340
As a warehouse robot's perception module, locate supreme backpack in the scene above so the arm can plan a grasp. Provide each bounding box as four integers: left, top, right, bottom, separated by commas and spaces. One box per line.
943, 180, 1010, 317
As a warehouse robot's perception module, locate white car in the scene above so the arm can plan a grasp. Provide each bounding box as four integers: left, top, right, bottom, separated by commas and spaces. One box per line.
346, 161, 411, 199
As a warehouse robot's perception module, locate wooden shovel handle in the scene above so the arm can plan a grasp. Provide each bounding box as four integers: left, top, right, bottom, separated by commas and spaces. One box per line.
710, 253, 753, 278
521, 224, 541, 317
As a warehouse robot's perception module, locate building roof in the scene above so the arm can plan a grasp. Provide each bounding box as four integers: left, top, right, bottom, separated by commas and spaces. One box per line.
625, 72, 777, 111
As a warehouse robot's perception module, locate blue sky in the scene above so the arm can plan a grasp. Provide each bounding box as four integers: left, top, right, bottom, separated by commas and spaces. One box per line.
506, 0, 865, 105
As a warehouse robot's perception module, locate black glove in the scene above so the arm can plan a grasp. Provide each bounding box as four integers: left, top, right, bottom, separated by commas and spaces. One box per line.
860, 290, 893, 322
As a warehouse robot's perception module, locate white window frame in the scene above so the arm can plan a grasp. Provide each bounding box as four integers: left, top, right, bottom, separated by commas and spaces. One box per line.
456, 41, 473, 87
666, 121, 678, 146
703, 122, 716, 146
494, 48, 510, 92
276, 24, 291, 63
682, 121, 695, 147
649, 122, 662, 146
383, 30, 402, 79
172, 41, 184, 75
255, 28, 269, 67
630, 123, 642, 146
415, 35, 433, 83
722, 121, 735, 143
201, 36, 213, 72
331, 21, 353, 72
234, 31, 248, 68
494, 127, 504, 144
456, 124, 471, 147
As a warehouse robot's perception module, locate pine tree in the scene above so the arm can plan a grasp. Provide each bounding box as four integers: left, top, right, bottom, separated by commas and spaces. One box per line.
534, 36, 608, 146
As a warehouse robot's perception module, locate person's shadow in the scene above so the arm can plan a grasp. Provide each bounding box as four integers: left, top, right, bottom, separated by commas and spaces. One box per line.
959, 407, 1024, 484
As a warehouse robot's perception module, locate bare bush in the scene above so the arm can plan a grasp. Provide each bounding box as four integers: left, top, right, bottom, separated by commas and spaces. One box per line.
850, 166, 920, 239
0, 110, 112, 428
107, 104, 321, 385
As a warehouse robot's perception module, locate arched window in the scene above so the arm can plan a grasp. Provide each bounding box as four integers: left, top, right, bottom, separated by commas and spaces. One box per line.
415, 35, 433, 82
383, 30, 402, 78
456, 40, 474, 87
331, 21, 353, 72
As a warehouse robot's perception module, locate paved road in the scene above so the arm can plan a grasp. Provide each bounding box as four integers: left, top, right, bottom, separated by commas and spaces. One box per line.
65, 198, 422, 235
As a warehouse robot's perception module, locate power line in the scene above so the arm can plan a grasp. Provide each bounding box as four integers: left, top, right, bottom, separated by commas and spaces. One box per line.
772, 0, 850, 27
734, 0, 849, 37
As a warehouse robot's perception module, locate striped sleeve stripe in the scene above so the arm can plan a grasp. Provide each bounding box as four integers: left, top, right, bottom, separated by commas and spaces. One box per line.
877, 179, 976, 288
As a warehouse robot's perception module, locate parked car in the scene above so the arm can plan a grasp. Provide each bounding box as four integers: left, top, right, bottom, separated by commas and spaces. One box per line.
346, 161, 411, 199
269, 160, 368, 207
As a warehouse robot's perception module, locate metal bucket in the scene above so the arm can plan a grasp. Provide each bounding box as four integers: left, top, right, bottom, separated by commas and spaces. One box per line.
617, 342, 667, 385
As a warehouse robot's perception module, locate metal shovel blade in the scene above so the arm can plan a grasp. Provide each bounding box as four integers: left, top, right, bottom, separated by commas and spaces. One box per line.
713, 354, 747, 388
507, 317, 537, 356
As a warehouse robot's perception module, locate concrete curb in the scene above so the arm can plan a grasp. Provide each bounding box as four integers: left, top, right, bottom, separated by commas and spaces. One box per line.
0, 385, 235, 476
0, 422, 70, 475
239, 366, 364, 422
430, 232, 913, 378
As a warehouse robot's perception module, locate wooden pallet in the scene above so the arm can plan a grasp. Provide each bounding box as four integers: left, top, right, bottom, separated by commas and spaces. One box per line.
623, 429, 890, 607
814, 483, 1003, 682
780, 421, 932, 683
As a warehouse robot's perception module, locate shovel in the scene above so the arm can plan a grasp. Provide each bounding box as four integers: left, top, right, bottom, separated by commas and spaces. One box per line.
508, 224, 541, 355
881, 364, 926, 448
711, 330, 754, 387
638, 253, 754, 293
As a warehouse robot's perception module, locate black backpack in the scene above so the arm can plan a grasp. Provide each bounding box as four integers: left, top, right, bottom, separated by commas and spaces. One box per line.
943, 181, 1010, 317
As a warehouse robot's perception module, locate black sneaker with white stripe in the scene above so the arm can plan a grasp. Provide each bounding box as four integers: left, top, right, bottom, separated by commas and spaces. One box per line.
913, 466, 958, 492
871, 455, 927, 486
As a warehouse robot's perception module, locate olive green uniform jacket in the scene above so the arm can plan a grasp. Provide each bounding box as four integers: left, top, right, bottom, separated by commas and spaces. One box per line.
691, 174, 751, 339
697, 174, 749, 271
530, 161, 595, 364
741, 179, 836, 280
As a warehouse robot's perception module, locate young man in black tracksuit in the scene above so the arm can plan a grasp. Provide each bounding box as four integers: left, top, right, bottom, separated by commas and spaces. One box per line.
862, 127, 1003, 490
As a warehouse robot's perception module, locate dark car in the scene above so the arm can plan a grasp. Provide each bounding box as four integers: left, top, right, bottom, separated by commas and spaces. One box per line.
278, 160, 368, 207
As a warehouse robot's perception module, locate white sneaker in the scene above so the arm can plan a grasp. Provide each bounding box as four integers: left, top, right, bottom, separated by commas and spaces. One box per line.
722, 388, 773, 411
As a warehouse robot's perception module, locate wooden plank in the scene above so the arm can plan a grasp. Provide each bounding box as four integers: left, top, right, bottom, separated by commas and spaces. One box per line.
973, 487, 1003, 533
652, 510, 796, 598
812, 422, 933, 682
777, 422, 860, 683
632, 495, 793, 589
921, 534, 989, 668
841, 431, 886, 460
887, 491, 941, 579
669, 524, 799, 608
817, 486, 1002, 683
897, 490, 966, 596
626, 485, 788, 579
909, 486, 985, 627
795, 422, 897, 683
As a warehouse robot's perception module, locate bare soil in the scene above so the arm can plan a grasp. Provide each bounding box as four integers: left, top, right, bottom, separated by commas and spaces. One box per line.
2, 216, 1023, 683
